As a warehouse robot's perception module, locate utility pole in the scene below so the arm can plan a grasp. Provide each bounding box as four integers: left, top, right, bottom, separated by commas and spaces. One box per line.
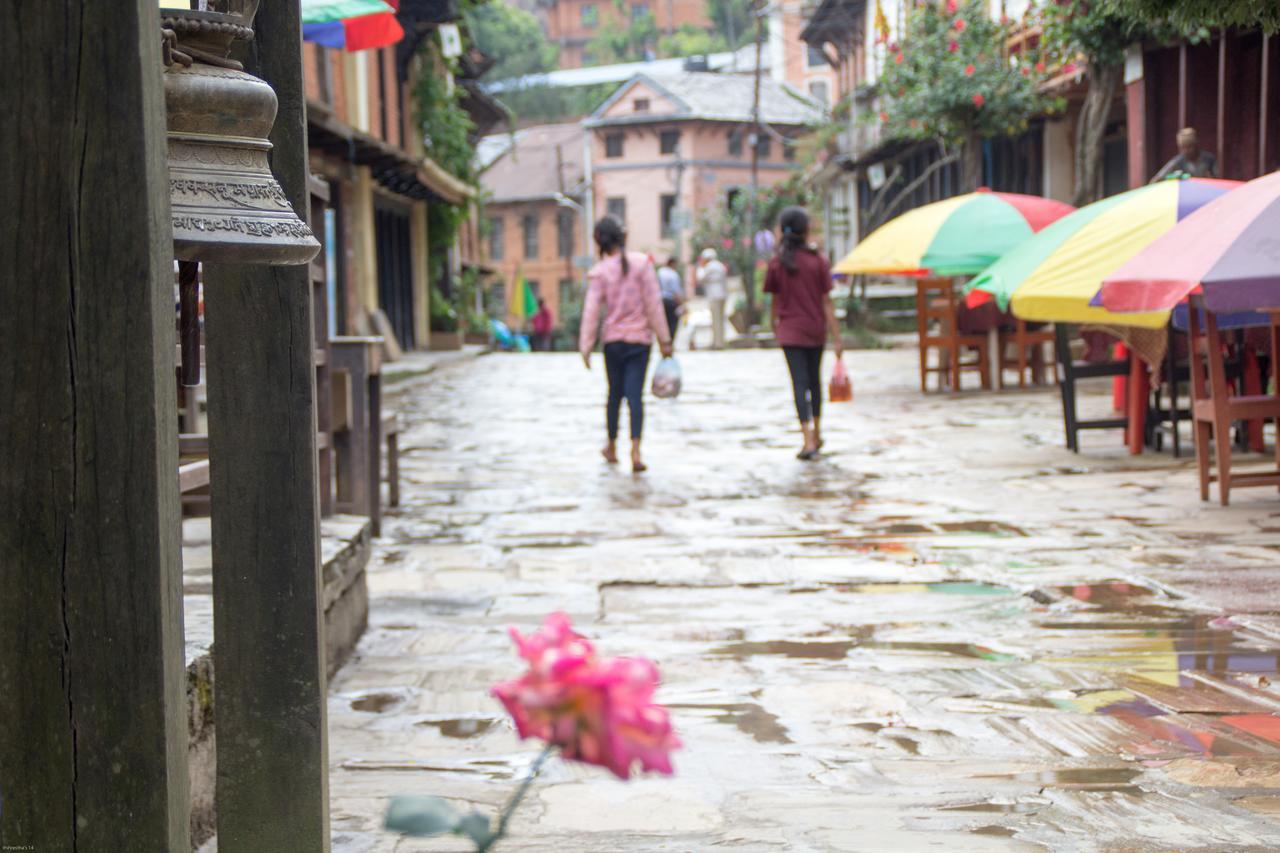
744, 0, 765, 332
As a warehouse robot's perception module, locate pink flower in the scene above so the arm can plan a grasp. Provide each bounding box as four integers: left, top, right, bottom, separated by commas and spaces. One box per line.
1034, 60, 1046, 72
964, 63, 975, 76
948, 40, 959, 52
894, 51, 904, 64
879, 110, 890, 122
1062, 61, 1078, 74
972, 93, 985, 107
492, 613, 681, 780
945, 0, 958, 13
722, 238, 733, 250
954, 18, 966, 31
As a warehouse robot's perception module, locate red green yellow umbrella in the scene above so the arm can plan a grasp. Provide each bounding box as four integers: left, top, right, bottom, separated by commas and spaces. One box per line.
966, 178, 1239, 327
1100, 170, 1280, 315
832, 189, 1074, 277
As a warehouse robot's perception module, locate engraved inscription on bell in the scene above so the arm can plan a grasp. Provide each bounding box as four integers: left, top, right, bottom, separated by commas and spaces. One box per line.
162, 9, 320, 265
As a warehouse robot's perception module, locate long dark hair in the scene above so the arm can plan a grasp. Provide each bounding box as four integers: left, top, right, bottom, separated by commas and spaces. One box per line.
594, 214, 629, 276
777, 206, 810, 273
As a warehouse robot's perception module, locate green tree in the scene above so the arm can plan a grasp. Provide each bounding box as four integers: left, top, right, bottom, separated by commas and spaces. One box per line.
466, 2, 559, 81
1104, 0, 1279, 33
1040, 1, 1140, 205
658, 24, 728, 58
707, 0, 753, 50
875, 0, 1057, 191
587, 1, 660, 64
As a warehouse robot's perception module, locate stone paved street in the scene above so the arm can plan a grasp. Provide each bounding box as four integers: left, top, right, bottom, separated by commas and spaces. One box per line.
328, 347, 1280, 852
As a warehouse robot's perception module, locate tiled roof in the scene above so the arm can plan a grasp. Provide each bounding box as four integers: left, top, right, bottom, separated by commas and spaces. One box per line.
480, 122, 587, 204
589, 72, 823, 127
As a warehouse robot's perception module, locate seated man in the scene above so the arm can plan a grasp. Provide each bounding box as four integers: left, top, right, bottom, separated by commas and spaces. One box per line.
1151, 127, 1217, 182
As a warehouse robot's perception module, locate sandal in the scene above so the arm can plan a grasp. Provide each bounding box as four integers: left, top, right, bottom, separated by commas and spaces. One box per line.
797, 448, 819, 461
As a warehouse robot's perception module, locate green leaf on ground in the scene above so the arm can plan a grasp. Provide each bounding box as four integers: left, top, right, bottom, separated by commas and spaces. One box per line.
456, 811, 494, 847
384, 795, 462, 836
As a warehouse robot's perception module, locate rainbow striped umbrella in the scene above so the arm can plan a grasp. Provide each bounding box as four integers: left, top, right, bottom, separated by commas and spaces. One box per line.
967, 178, 1239, 328
1100, 170, 1280, 315
302, 0, 403, 51
832, 190, 1074, 277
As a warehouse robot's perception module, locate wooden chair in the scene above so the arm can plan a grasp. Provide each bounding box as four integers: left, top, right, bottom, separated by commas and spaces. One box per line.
998, 320, 1057, 389
1054, 324, 1129, 452
1186, 296, 1280, 505
915, 278, 991, 392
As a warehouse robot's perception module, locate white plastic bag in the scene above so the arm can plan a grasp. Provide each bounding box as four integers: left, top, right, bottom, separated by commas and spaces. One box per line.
651, 356, 682, 399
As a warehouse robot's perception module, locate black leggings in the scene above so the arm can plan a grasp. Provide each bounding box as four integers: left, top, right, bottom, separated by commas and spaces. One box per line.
604, 341, 651, 440
783, 346, 824, 424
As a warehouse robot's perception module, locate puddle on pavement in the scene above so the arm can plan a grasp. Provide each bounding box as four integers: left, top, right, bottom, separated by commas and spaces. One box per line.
942, 801, 1043, 815
669, 702, 792, 744
862, 641, 1020, 662
836, 581, 1013, 597
975, 766, 1141, 792
710, 639, 860, 660
350, 692, 406, 713
415, 718, 498, 739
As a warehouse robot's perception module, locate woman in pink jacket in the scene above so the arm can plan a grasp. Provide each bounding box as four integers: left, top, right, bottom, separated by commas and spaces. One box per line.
579, 215, 673, 472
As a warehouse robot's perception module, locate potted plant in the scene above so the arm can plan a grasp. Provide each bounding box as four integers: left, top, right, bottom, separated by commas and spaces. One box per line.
428, 285, 463, 351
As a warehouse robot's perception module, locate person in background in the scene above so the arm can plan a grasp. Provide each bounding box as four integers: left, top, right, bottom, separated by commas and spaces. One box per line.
696, 248, 728, 349
1152, 127, 1217, 181
764, 206, 844, 461
580, 215, 673, 473
657, 257, 684, 346
531, 298, 553, 351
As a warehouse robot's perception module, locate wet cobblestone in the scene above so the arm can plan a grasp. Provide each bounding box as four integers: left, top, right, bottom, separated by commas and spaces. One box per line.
329, 348, 1280, 852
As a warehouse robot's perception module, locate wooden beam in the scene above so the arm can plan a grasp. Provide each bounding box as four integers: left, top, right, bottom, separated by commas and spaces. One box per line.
1179, 42, 1188, 129
1263, 35, 1271, 175
202, 1, 331, 849
179, 459, 212, 493
1217, 30, 1226, 174
0, 1, 190, 849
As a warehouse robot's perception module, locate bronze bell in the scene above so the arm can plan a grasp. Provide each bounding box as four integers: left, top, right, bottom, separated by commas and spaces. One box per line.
160, 1, 320, 265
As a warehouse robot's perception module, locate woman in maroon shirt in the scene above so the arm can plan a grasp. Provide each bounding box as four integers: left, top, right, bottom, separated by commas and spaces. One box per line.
764, 207, 844, 460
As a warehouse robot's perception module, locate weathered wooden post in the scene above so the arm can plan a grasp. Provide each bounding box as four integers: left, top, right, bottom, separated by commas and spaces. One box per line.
0, 2, 191, 850
200, 0, 332, 849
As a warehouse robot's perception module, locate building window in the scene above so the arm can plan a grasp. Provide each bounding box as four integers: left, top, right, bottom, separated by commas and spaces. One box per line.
807, 45, 828, 67
488, 216, 504, 261
809, 80, 830, 107
581, 3, 598, 28
728, 129, 743, 157
783, 138, 796, 161
659, 130, 681, 155
606, 196, 626, 223
660, 194, 677, 237
526, 279, 541, 298
556, 209, 574, 259
756, 135, 772, 159
633, 98, 650, 113
605, 133, 624, 158
522, 214, 539, 259
631, 2, 649, 20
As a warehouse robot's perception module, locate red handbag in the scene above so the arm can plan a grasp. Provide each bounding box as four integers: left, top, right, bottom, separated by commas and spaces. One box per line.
829, 358, 852, 403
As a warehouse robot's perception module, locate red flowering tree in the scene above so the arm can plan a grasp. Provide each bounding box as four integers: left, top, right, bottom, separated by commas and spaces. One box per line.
875, 0, 1057, 190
